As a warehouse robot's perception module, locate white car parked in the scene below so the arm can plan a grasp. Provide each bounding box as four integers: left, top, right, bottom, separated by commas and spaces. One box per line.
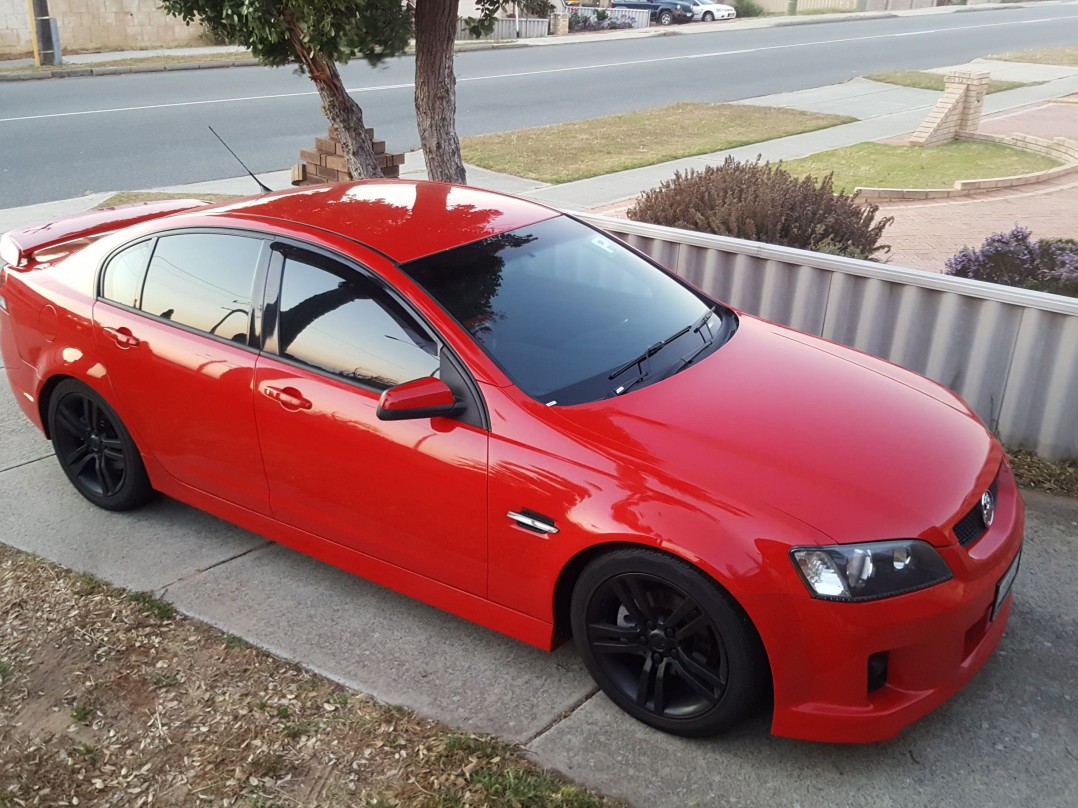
691, 0, 737, 21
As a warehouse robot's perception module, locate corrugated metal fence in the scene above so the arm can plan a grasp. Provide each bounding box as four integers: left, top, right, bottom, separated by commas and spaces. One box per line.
578, 214, 1078, 461
455, 18, 549, 40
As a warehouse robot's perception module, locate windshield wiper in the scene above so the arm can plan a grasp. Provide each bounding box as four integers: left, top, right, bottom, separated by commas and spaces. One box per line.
665, 307, 721, 378
609, 306, 718, 392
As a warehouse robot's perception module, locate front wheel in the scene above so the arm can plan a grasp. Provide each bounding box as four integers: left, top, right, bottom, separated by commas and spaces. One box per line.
703, 11, 714, 21
571, 548, 769, 736
657, 9, 675, 25
48, 379, 153, 511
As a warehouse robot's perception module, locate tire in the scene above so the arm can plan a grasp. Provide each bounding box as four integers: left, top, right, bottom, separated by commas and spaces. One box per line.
571, 548, 768, 737
657, 9, 675, 25
703, 11, 714, 21
48, 379, 153, 511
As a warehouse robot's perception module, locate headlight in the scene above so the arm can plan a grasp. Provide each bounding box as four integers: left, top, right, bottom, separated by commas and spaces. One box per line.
790, 540, 952, 602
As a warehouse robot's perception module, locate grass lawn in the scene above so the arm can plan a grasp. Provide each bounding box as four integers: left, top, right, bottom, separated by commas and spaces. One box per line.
864, 71, 1032, 94
460, 103, 856, 184
779, 141, 1060, 194
990, 45, 1078, 66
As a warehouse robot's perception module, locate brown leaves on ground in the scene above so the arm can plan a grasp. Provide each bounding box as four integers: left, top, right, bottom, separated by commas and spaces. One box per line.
0, 545, 620, 808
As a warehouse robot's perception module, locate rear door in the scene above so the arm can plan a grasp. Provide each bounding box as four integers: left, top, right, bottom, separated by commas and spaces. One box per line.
93, 230, 272, 513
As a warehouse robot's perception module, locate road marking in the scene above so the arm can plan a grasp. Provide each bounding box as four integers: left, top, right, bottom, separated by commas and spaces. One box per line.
1, 15, 1074, 125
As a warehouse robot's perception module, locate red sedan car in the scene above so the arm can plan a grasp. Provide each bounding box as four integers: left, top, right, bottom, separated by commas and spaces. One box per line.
0, 181, 1023, 742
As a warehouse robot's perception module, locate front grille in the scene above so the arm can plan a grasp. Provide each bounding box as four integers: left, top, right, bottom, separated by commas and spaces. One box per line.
954, 477, 999, 547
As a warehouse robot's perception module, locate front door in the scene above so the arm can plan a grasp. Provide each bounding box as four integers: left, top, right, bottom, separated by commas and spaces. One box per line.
252, 246, 489, 595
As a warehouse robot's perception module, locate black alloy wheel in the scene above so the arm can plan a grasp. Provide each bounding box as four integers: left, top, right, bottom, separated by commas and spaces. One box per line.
571, 549, 768, 736
48, 380, 153, 511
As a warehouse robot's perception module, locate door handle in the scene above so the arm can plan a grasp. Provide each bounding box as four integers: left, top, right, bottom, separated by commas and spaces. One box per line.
262, 385, 312, 411
102, 326, 140, 348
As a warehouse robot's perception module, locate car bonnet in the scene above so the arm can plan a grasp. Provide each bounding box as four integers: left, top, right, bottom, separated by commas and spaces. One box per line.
553, 314, 1000, 546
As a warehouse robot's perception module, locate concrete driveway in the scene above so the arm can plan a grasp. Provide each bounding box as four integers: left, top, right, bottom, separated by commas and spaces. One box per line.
1, 383, 1076, 808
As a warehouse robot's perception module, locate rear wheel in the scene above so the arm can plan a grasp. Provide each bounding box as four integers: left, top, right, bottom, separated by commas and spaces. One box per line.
571, 548, 768, 736
657, 9, 675, 25
48, 380, 153, 511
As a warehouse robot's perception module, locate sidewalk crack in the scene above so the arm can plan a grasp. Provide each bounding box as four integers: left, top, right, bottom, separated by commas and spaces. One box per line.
522, 686, 599, 748
158, 540, 272, 597
0, 454, 54, 475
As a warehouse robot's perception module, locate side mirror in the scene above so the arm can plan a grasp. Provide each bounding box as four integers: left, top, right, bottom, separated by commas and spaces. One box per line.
376, 376, 458, 421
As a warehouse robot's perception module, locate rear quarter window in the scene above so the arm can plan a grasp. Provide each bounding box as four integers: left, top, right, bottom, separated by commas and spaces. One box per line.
101, 240, 153, 308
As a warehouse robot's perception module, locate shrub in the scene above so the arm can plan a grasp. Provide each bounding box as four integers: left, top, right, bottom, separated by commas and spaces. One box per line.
627, 156, 893, 260
731, 0, 765, 17
944, 226, 1078, 297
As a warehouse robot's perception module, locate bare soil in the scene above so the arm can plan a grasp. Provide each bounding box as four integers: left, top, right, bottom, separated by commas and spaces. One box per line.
0, 544, 621, 808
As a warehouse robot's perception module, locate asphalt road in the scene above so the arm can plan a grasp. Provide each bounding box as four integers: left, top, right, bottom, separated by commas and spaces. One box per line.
1, 358, 1077, 807
3, 5, 1078, 206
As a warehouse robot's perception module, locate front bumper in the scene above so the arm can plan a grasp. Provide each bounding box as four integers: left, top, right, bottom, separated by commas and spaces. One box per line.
748, 465, 1025, 743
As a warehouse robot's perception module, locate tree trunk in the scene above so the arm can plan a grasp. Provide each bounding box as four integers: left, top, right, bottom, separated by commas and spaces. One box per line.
414, 0, 467, 184
285, 15, 382, 179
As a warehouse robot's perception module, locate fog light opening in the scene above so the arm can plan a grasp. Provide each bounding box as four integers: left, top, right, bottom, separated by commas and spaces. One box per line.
868, 651, 889, 694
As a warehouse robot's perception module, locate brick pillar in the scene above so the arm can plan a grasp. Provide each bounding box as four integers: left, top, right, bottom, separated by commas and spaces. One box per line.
291, 126, 405, 186
909, 70, 991, 147
550, 12, 569, 36
951, 71, 991, 134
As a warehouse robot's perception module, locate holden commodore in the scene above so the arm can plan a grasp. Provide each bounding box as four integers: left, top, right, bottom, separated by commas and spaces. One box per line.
0, 181, 1023, 742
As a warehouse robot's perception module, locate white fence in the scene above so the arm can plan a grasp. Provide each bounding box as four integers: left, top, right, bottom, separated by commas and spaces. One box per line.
568, 6, 651, 27
455, 17, 550, 41
579, 215, 1078, 461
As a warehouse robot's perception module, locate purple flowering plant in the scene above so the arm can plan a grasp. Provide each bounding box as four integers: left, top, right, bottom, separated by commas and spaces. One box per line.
945, 226, 1078, 298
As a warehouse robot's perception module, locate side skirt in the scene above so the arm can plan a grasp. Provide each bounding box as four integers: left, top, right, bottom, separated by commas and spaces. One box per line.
146, 460, 559, 652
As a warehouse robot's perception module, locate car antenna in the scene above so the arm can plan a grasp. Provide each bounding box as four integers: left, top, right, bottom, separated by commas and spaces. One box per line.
208, 125, 273, 194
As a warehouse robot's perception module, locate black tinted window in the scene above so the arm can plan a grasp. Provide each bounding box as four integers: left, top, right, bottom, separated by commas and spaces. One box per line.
401, 217, 728, 405
140, 234, 263, 342
277, 254, 439, 388
101, 240, 152, 307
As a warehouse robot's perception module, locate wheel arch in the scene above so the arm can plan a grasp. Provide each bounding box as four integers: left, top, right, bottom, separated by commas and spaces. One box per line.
37, 373, 77, 439
551, 539, 769, 663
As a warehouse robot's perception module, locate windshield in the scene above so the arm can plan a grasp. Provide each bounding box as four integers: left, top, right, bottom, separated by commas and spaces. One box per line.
400, 216, 734, 405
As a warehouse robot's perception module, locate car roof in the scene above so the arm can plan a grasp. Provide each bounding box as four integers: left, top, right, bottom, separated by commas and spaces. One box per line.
201, 180, 560, 264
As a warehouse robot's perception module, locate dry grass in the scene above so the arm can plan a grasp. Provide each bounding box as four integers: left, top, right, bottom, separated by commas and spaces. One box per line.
96, 191, 241, 208
460, 103, 855, 183
2, 51, 253, 74
0, 544, 622, 808
864, 71, 1032, 94
990, 46, 1078, 67
1008, 448, 1078, 498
